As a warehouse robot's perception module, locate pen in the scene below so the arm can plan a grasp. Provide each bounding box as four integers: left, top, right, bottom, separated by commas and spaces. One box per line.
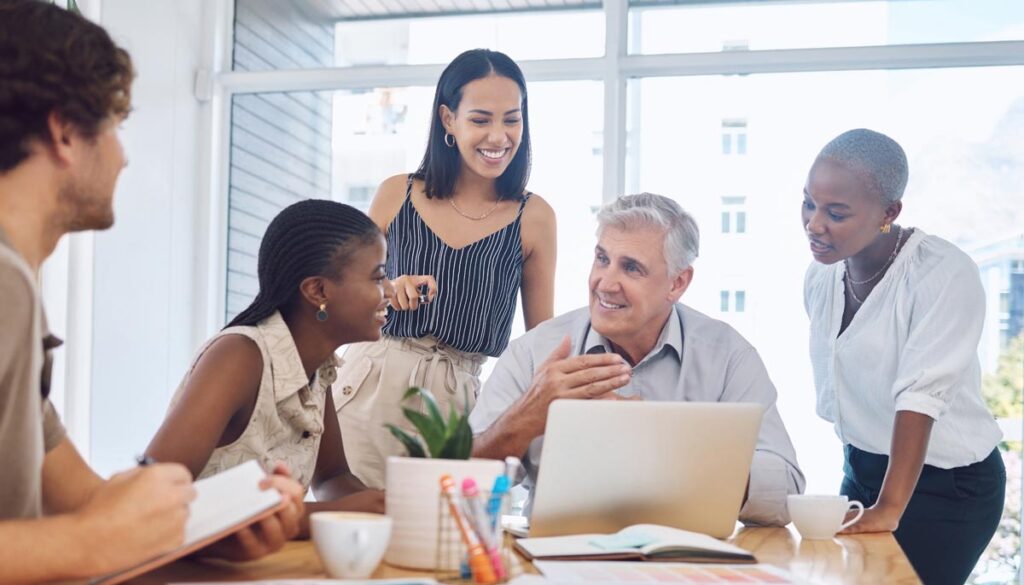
487, 475, 509, 532
440, 474, 496, 585
504, 456, 520, 482
462, 478, 507, 580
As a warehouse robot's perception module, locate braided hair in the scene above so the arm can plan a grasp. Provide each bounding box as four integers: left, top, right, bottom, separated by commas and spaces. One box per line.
226, 199, 381, 329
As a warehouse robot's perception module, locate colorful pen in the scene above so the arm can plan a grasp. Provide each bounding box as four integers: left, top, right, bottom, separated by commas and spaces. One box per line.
440, 474, 497, 585
486, 475, 509, 531
462, 478, 507, 580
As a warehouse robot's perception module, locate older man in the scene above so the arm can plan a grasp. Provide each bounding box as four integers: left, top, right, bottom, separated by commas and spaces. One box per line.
470, 193, 804, 526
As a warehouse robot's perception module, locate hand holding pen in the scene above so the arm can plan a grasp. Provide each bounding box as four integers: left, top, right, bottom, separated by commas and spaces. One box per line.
390, 275, 437, 311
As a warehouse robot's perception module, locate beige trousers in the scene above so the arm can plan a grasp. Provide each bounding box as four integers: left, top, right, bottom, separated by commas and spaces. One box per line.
333, 335, 485, 489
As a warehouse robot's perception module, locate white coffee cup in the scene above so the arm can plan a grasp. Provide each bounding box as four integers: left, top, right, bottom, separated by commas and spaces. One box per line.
787, 494, 865, 540
311, 511, 393, 578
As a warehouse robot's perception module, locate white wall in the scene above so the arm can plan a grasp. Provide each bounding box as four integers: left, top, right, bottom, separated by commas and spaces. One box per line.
88, 0, 213, 476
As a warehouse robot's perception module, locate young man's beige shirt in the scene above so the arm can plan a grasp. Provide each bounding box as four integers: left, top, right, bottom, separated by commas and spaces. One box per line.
0, 228, 66, 519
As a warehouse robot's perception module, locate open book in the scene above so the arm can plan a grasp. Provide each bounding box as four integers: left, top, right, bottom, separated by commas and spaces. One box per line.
93, 460, 288, 585
514, 524, 756, 564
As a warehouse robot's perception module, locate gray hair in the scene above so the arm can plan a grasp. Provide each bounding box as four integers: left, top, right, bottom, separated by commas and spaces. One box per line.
816, 128, 909, 205
596, 193, 699, 275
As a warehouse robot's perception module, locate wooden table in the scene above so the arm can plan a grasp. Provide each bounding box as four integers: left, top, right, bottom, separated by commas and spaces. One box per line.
130, 526, 920, 584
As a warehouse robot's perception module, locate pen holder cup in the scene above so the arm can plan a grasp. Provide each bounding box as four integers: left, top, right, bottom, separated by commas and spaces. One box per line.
435, 489, 517, 584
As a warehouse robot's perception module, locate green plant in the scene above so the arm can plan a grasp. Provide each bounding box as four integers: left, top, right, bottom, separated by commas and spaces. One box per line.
384, 387, 473, 459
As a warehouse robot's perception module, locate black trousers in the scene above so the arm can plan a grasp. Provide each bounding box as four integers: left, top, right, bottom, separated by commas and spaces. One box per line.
840, 445, 1005, 585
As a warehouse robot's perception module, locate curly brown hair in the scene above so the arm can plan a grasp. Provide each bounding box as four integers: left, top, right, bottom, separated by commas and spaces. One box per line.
0, 0, 135, 172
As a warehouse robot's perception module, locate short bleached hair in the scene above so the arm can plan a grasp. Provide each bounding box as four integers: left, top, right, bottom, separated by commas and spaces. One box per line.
817, 129, 909, 205
596, 193, 699, 275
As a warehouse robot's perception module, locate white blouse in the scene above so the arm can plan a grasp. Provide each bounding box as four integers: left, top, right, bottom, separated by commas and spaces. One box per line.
805, 229, 1001, 469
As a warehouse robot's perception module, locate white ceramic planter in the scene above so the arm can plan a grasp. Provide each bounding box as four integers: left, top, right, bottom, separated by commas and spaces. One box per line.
384, 456, 505, 570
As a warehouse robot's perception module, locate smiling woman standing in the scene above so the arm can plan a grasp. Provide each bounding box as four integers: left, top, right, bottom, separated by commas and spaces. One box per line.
802, 129, 1004, 585
334, 49, 557, 489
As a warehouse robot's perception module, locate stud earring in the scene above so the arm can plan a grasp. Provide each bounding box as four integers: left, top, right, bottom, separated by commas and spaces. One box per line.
880, 223, 892, 234
316, 303, 329, 322
444, 132, 455, 148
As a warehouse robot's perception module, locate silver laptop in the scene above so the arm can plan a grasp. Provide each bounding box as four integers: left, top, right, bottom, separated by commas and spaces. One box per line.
528, 400, 763, 539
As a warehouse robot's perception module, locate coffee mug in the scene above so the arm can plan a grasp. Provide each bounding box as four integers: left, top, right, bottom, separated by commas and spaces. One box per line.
787, 494, 865, 540
311, 511, 393, 578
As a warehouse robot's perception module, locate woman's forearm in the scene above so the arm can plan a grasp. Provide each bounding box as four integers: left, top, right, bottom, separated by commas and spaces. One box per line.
876, 410, 934, 516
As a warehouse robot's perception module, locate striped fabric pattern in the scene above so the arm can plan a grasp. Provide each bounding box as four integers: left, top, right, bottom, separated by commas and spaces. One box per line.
383, 177, 528, 357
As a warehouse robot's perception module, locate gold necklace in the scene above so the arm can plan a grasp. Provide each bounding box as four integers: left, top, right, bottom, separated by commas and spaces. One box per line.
845, 225, 904, 285
449, 197, 500, 221
845, 226, 906, 305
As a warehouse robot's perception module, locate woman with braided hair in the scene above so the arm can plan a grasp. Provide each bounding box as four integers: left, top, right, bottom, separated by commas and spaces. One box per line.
333, 49, 557, 489
147, 199, 395, 536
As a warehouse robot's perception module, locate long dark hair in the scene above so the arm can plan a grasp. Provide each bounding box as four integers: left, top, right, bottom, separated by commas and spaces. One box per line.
226, 199, 381, 328
415, 49, 531, 201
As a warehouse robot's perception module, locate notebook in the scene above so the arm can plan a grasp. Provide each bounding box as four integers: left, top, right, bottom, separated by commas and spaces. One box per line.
515, 524, 756, 564
93, 459, 289, 585
534, 561, 809, 584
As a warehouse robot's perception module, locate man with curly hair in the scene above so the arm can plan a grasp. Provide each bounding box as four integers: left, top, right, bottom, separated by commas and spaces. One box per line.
0, 1, 305, 581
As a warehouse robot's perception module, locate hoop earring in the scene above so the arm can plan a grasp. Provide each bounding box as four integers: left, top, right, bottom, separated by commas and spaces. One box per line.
316, 303, 329, 322
444, 133, 455, 148
880, 223, 892, 234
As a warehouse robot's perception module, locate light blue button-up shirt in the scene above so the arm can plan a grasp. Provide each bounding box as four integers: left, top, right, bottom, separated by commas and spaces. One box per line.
469, 303, 806, 526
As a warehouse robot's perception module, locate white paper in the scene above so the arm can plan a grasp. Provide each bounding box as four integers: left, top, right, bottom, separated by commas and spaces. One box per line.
185, 459, 283, 544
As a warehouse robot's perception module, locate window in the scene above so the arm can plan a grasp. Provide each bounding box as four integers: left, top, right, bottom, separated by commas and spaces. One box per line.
721, 119, 747, 155
233, 0, 604, 71
629, 0, 1024, 55
629, 66, 1024, 581
721, 196, 747, 234
346, 185, 376, 210
720, 290, 746, 313
225, 81, 604, 324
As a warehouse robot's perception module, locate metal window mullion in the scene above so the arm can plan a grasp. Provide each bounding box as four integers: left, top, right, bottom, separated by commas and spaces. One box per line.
218, 57, 607, 93
620, 40, 1024, 78
203, 0, 237, 335
602, 0, 627, 203
217, 40, 1024, 95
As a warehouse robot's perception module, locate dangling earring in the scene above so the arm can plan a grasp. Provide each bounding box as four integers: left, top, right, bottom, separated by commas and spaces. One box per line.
880, 223, 892, 234
316, 303, 329, 322
444, 133, 455, 148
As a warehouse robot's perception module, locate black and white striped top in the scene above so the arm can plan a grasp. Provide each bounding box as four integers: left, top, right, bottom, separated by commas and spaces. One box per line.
383, 176, 529, 357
